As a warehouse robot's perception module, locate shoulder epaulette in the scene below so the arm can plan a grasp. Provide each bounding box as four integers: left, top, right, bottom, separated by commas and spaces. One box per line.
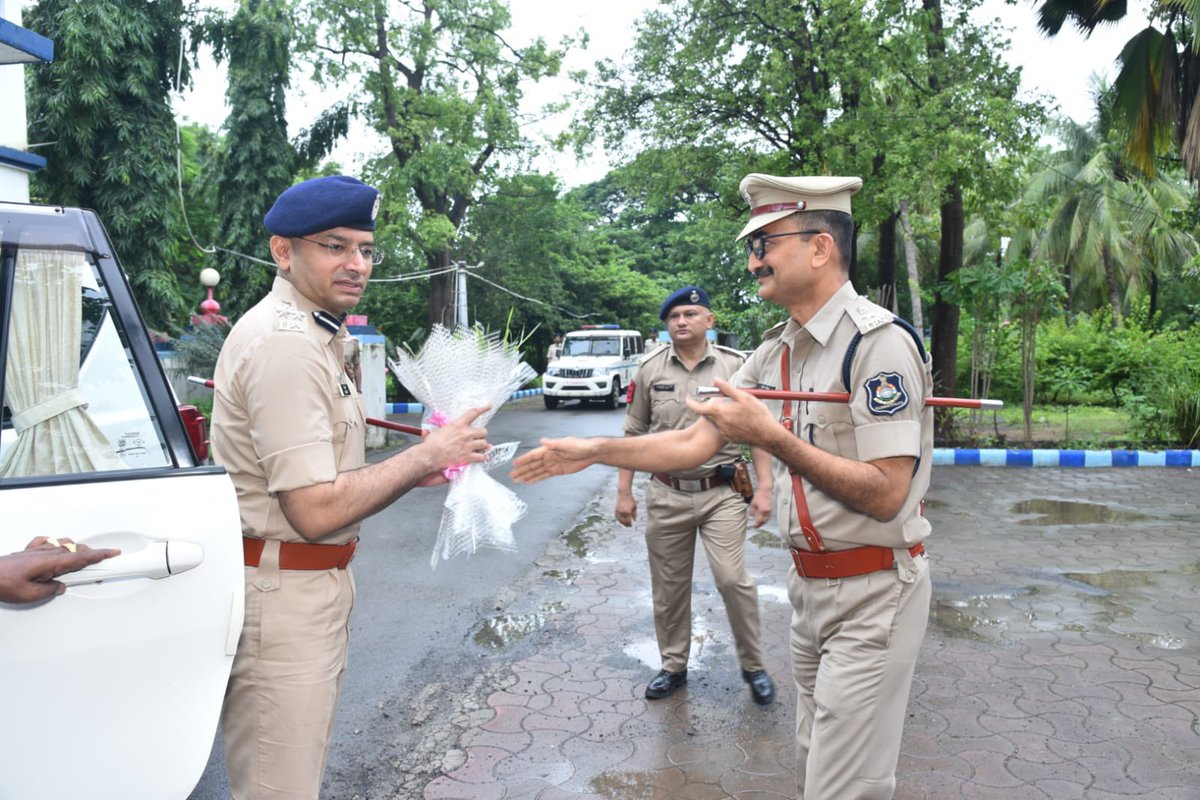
845, 297, 894, 335
641, 346, 671, 365
761, 320, 788, 341
840, 315, 928, 391
273, 300, 308, 333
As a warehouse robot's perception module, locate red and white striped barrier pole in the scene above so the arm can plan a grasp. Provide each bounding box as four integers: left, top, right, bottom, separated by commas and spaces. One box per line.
696, 386, 1003, 410
187, 376, 423, 436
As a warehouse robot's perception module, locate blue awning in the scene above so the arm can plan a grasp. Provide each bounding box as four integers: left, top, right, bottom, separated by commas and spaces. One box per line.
0, 145, 47, 172
0, 18, 52, 65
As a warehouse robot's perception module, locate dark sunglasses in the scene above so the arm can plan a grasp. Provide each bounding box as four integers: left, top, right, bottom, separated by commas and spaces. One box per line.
744, 229, 823, 260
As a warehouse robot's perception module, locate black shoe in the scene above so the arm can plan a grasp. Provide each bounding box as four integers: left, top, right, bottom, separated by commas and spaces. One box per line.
742, 669, 775, 706
645, 669, 688, 699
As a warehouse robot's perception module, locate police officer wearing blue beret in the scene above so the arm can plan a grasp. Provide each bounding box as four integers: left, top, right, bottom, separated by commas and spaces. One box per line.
211, 175, 492, 799
617, 285, 777, 705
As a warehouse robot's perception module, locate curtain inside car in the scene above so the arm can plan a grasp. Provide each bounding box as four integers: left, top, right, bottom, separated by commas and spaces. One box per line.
0, 249, 124, 478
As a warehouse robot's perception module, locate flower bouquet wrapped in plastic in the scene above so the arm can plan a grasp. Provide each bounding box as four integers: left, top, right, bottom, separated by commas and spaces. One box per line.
388, 325, 536, 568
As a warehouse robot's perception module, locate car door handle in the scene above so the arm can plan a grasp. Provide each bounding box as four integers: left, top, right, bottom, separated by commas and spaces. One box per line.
57, 540, 204, 586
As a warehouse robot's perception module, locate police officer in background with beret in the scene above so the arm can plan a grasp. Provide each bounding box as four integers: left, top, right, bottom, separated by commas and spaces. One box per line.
618, 286, 776, 705
513, 173, 934, 799
211, 175, 492, 799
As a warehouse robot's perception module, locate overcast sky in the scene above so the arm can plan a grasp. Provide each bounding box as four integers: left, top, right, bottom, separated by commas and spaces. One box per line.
176, 0, 1154, 186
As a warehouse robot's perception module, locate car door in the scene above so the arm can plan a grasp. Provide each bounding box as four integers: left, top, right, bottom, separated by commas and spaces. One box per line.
0, 204, 243, 800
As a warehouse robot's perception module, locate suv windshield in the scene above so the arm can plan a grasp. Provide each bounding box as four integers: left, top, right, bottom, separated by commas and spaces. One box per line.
563, 337, 620, 357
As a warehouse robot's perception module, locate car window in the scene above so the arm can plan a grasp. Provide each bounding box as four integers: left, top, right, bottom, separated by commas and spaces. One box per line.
591, 338, 619, 355
1, 248, 171, 478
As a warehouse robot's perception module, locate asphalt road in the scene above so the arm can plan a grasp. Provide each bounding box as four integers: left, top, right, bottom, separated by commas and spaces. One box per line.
188, 396, 628, 799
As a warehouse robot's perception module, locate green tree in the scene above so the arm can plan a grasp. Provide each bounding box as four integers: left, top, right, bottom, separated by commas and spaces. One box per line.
1024, 102, 1197, 321
1036, 0, 1200, 180
302, 0, 565, 329
456, 172, 661, 365
26, 0, 192, 329
195, 0, 351, 318
585, 0, 1036, 416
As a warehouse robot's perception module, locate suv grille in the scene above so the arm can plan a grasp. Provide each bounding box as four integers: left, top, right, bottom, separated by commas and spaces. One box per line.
558, 368, 593, 379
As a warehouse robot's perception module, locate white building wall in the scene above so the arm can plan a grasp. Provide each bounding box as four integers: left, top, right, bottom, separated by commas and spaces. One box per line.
0, 0, 33, 203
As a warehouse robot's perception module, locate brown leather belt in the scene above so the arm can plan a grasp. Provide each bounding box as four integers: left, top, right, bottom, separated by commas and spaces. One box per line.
790, 542, 925, 580
243, 536, 358, 570
652, 472, 730, 492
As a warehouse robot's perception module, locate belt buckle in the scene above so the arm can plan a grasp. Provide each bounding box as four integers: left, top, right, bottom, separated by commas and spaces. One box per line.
676, 478, 703, 492
790, 547, 808, 578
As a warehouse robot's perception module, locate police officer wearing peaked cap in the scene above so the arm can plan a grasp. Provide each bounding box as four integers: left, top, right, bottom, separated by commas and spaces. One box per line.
725, 173, 933, 797
211, 175, 492, 800
617, 284, 777, 706
511, 171, 934, 799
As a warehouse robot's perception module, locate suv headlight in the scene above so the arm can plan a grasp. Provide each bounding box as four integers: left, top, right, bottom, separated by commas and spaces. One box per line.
546, 367, 560, 377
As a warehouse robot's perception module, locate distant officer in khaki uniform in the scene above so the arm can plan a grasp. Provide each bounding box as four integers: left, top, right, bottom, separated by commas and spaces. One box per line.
546, 333, 563, 363
618, 285, 776, 704
212, 175, 492, 800
512, 173, 933, 800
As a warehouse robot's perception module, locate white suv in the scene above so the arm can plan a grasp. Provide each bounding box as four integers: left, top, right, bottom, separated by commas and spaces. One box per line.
542, 327, 643, 409
0, 202, 243, 800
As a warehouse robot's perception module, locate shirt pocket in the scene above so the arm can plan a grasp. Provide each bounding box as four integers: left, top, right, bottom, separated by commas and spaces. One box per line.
329, 391, 361, 445
649, 387, 685, 428
806, 403, 856, 458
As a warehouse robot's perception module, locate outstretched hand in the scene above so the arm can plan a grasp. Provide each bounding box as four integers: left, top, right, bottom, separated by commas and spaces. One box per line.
685, 378, 779, 448
510, 437, 598, 484
0, 538, 121, 604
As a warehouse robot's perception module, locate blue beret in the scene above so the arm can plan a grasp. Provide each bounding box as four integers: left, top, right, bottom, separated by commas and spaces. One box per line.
660, 286, 710, 320
263, 175, 381, 237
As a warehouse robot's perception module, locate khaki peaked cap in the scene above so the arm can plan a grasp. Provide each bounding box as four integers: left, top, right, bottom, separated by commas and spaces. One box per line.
736, 174, 863, 240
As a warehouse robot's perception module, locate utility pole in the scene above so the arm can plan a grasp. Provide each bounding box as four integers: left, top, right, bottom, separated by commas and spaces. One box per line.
452, 261, 484, 328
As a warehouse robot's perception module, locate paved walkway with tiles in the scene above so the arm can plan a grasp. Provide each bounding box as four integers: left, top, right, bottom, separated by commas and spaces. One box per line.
410, 467, 1200, 799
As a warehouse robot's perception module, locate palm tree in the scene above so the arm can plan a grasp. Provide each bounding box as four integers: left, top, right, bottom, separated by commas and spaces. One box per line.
1036, 0, 1200, 180
1024, 90, 1197, 321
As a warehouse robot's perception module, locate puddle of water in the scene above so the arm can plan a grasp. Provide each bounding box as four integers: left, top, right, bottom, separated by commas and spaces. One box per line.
471, 602, 566, 649
1012, 499, 1149, 525
922, 498, 948, 509
929, 595, 1006, 640
757, 584, 790, 604
749, 529, 788, 549
1119, 632, 1186, 650
623, 616, 718, 670
589, 771, 658, 797
542, 568, 580, 583
1062, 570, 1161, 590
561, 513, 605, 558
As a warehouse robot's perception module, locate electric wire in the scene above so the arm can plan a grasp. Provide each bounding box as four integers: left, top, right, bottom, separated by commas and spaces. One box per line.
465, 271, 599, 319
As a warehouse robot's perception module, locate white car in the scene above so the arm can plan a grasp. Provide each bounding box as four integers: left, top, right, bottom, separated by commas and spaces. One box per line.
541, 326, 644, 409
0, 202, 243, 800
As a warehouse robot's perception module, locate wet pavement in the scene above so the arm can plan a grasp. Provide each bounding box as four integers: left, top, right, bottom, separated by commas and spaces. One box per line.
396, 467, 1200, 799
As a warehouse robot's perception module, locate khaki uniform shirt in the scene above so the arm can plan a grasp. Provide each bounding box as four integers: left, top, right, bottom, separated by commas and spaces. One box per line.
211, 275, 366, 545
732, 281, 933, 550
624, 340, 747, 479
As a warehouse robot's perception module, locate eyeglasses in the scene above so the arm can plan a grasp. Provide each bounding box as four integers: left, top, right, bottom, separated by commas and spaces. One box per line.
744, 229, 823, 260
295, 235, 384, 266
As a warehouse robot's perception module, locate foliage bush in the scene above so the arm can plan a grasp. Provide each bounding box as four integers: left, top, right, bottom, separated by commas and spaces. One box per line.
956, 300, 1200, 445
171, 323, 229, 384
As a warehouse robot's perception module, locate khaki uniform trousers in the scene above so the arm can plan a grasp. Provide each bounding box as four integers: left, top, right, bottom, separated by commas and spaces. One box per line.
787, 548, 930, 800
222, 541, 356, 800
644, 479, 763, 673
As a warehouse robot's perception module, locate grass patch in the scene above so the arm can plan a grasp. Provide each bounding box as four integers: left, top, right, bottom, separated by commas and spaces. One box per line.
941, 405, 1133, 448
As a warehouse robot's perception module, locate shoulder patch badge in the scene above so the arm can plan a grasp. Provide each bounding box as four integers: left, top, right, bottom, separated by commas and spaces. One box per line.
275, 301, 307, 332
864, 372, 909, 416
